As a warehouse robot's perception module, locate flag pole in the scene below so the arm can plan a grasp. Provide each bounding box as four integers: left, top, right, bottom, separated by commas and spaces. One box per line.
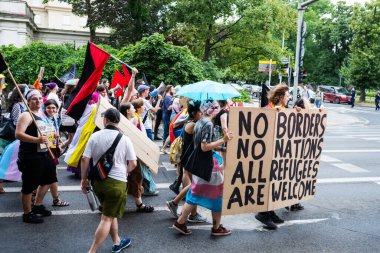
110, 54, 133, 70
6, 68, 55, 158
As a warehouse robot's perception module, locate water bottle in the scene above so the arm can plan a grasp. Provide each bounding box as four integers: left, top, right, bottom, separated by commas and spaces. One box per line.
86, 186, 99, 211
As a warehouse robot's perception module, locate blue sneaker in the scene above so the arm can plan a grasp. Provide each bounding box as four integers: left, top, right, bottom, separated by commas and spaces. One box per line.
111, 237, 131, 253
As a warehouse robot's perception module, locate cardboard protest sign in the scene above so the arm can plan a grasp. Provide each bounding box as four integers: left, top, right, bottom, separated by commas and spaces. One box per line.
93, 96, 160, 174
38, 122, 56, 150
222, 107, 327, 215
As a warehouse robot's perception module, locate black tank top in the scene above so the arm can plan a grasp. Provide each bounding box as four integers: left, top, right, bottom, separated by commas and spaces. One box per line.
19, 113, 47, 158
180, 125, 195, 168
213, 109, 228, 128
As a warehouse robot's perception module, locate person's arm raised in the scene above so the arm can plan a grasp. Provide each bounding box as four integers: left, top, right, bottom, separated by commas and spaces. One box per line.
149, 94, 162, 113
121, 67, 138, 103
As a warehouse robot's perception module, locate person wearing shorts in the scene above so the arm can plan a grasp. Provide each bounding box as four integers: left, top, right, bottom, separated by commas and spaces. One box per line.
16, 89, 57, 224
81, 108, 137, 253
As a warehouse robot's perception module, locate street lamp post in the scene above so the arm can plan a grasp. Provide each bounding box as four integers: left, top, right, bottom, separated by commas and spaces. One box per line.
293, 0, 319, 104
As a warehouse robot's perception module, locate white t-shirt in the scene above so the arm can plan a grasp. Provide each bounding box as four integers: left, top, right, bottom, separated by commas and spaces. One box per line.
83, 129, 137, 182
141, 99, 153, 130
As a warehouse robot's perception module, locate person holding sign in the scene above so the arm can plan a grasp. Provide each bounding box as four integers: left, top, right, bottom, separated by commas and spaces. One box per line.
16, 89, 57, 224
255, 83, 289, 230
172, 100, 234, 236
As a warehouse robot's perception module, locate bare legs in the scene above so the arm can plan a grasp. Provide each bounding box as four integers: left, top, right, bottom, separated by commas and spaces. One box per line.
88, 215, 120, 253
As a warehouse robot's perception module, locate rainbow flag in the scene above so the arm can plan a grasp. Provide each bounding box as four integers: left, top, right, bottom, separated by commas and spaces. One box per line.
0, 140, 21, 182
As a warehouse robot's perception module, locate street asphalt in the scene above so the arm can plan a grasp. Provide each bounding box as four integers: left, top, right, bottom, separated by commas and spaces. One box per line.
1, 102, 380, 253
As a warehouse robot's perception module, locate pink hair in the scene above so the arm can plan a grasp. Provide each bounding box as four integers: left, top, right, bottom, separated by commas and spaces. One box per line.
88, 92, 100, 105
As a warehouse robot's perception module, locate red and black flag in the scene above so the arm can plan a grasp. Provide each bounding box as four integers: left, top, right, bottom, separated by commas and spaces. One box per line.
110, 66, 131, 98
65, 42, 110, 120
0, 53, 8, 73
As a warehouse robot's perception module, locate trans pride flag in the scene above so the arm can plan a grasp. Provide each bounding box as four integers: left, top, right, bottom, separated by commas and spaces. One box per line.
0, 140, 21, 182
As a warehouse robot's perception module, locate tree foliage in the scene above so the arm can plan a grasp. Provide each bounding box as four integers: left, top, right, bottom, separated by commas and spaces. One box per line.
341, 0, 380, 101
117, 33, 211, 85
302, 0, 353, 86
0, 35, 220, 88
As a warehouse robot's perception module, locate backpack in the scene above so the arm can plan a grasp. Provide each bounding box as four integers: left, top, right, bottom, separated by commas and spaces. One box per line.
169, 135, 184, 164
88, 132, 123, 181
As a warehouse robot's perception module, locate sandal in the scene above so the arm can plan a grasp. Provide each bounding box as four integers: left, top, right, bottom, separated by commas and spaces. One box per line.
52, 195, 70, 207
136, 203, 154, 213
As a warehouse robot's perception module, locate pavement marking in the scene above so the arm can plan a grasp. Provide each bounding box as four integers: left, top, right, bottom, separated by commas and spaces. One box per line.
361, 137, 380, 141
5, 178, 380, 193
161, 162, 177, 171
0, 206, 169, 218
320, 155, 341, 163
179, 217, 329, 232
323, 149, 380, 153
317, 177, 380, 184
331, 163, 369, 173
3, 183, 172, 193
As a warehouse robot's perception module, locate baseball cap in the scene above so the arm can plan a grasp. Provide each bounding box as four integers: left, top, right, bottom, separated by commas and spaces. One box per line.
137, 84, 150, 93
101, 108, 120, 123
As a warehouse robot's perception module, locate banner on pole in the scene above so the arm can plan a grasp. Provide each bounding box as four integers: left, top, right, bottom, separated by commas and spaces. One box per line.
222, 107, 327, 215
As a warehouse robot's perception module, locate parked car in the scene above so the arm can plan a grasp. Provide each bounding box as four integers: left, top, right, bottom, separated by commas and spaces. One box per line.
242, 84, 253, 92
242, 84, 262, 97
319, 85, 351, 104
229, 82, 243, 90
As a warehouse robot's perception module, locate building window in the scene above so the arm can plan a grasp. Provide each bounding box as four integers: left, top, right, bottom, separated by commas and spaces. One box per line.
63, 15, 71, 26
34, 14, 41, 24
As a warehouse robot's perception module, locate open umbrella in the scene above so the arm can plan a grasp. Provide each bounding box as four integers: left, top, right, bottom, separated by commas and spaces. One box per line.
176, 80, 241, 101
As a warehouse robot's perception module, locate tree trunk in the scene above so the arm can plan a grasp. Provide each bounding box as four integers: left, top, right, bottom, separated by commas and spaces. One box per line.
203, 24, 213, 61
90, 27, 96, 42
86, 0, 96, 42
360, 86, 365, 102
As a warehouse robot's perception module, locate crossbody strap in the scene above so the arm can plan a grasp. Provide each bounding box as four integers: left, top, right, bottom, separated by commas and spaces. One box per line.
142, 112, 149, 124
95, 132, 123, 166
107, 133, 123, 155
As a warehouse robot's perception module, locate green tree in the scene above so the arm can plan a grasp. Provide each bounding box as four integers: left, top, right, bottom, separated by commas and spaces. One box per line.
302, 1, 353, 86
167, 0, 296, 83
1, 42, 76, 84
117, 33, 211, 85
109, 0, 172, 47
342, 0, 380, 101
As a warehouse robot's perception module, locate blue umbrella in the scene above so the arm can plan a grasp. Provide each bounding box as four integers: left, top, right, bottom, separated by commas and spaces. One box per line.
176, 80, 241, 101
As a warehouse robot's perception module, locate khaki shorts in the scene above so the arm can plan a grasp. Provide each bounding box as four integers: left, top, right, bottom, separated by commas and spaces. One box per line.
93, 177, 127, 219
